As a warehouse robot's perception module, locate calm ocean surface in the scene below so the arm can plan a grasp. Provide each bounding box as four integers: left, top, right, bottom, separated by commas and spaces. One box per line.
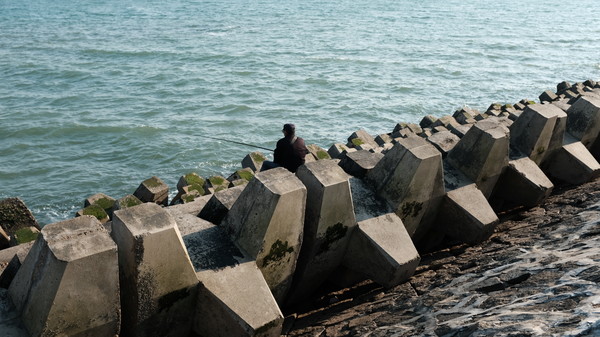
1, 0, 599, 225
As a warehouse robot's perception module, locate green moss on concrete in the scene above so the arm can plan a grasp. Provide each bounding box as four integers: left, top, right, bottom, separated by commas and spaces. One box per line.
14, 227, 38, 244
94, 197, 115, 211
182, 194, 196, 203
184, 173, 205, 186
537, 146, 546, 155
527, 101, 536, 105
237, 169, 254, 181
143, 176, 162, 188
82, 204, 108, 221
251, 152, 266, 163
214, 185, 227, 193
318, 222, 348, 254
263, 240, 294, 266
209, 176, 225, 186
188, 183, 205, 196
351, 138, 364, 147
401, 201, 423, 218
120, 195, 142, 209
316, 150, 331, 160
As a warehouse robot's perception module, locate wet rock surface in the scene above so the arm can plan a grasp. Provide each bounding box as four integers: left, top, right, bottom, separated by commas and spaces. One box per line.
286, 178, 600, 336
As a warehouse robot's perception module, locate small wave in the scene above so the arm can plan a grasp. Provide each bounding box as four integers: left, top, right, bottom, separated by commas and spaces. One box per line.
215, 104, 252, 113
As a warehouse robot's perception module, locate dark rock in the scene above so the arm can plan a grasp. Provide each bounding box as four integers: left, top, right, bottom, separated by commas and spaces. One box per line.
0, 198, 40, 236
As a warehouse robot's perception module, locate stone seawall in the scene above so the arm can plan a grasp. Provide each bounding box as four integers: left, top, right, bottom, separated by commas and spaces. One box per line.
1, 80, 600, 336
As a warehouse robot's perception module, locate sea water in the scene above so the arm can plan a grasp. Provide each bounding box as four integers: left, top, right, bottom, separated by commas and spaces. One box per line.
1, 0, 599, 225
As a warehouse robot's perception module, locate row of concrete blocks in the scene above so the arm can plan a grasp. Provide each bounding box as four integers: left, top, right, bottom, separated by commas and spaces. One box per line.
0, 157, 419, 336
2, 89, 600, 336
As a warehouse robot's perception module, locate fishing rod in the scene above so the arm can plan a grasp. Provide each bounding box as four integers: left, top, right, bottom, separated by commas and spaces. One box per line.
203, 135, 274, 152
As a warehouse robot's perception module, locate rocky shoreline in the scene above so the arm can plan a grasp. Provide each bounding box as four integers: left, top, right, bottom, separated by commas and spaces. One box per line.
286, 178, 600, 336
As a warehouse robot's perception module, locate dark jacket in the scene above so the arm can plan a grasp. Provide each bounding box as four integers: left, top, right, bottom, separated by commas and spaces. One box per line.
274, 136, 308, 172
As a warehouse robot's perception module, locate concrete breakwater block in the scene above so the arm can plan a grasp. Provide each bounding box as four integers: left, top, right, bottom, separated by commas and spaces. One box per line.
287, 160, 357, 304
347, 129, 379, 149
173, 213, 283, 337
542, 135, 600, 185
510, 103, 565, 165
366, 136, 444, 241
242, 151, 267, 172
8, 216, 120, 336
566, 96, 600, 149
447, 118, 509, 198
436, 183, 499, 244
426, 130, 461, 156
343, 213, 420, 288
133, 176, 169, 206
0, 289, 28, 336
492, 156, 554, 208
221, 167, 307, 303
338, 150, 384, 178
112, 203, 198, 337
198, 184, 246, 225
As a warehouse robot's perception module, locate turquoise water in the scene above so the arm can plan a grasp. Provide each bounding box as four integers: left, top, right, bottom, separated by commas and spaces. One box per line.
1, 0, 599, 225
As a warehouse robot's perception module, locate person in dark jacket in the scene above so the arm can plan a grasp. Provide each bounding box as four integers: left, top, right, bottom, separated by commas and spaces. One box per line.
261, 123, 308, 172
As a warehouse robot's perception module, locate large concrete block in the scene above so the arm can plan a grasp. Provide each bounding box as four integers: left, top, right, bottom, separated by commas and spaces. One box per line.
8, 216, 120, 336
510, 103, 565, 165
343, 213, 420, 288
172, 213, 283, 337
366, 137, 444, 240
566, 96, 600, 149
198, 184, 246, 225
347, 129, 379, 149
436, 184, 499, 244
426, 130, 460, 157
542, 135, 600, 185
447, 119, 509, 198
112, 203, 198, 337
338, 150, 384, 178
491, 156, 554, 208
242, 151, 267, 172
287, 160, 357, 304
221, 167, 307, 303
133, 176, 169, 206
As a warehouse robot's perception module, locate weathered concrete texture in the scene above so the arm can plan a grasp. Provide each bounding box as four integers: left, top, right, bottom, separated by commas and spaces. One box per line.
510, 103, 565, 165
347, 129, 379, 149
0, 242, 33, 289
436, 184, 499, 244
447, 119, 509, 198
566, 96, 600, 149
198, 185, 246, 225
112, 203, 198, 337
8, 216, 120, 337
172, 213, 284, 337
306, 144, 331, 160
84, 192, 116, 217
542, 135, 600, 185
0, 198, 39, 236
167, 194, 212, 218
366, 137, 444, 241
343, 213, 420, 288
115, 194, 143, 210
491, 156, 554, 208
134, 176, 169, 206
338, 150, 384, 178
327, 143, 353, 159
242, 151, 267, 172
287, 160, 357, 305
221, 167, 307, 303
426, 130, 460, 157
